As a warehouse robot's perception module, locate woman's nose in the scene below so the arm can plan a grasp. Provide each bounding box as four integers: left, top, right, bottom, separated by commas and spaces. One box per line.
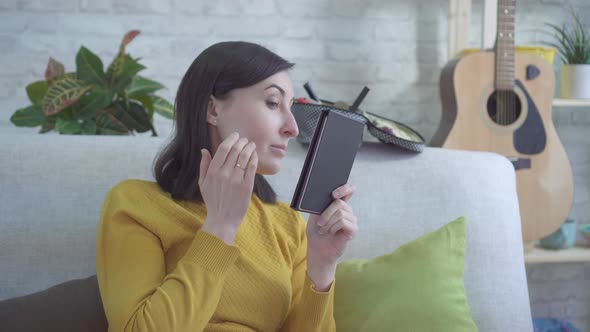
282, 110, 299, 138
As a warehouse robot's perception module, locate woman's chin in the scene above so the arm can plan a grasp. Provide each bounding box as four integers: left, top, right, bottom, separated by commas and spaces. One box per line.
257, 161, 281, 175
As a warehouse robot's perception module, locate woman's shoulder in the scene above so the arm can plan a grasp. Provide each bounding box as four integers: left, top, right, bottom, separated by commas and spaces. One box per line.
101, 179, 203, 237
103, 179, 175, 214
109, 179, 162, 196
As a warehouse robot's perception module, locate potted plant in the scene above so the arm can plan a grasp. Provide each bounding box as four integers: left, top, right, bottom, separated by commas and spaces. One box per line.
546, 11, 590, 99
10, 30, 174, 135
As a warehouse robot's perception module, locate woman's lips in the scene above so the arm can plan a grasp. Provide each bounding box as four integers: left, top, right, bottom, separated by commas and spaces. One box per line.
271, 145, 286, 156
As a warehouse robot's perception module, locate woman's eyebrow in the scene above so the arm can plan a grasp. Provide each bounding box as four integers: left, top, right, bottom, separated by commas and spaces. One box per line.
265, 84, 285, 96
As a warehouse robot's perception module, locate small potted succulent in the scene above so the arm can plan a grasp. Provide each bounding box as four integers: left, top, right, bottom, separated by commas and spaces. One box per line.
546, 11, 590, 99
10, 30, 174, 135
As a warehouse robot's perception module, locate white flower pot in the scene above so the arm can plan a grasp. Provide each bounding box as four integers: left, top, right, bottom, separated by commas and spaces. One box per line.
561, 64, 590, 99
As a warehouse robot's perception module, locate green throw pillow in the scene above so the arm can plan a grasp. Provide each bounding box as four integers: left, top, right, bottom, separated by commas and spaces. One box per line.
334, 216, 478, 332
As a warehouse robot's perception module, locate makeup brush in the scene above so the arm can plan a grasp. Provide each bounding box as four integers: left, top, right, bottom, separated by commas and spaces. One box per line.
349, 86, 370, 113
303, 82, 321, 104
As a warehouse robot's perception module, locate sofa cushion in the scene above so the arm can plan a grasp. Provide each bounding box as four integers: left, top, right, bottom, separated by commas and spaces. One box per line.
334, 216, 477, 332
0, 275, 107, 332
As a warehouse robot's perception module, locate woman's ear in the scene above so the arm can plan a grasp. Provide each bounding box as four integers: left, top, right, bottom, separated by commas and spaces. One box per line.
207, 95, 218, 125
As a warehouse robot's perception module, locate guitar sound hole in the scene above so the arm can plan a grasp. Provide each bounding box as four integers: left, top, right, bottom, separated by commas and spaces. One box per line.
487, 90, 522, 126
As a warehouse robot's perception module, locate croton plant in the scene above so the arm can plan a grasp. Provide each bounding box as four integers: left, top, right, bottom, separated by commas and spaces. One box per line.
10, 30, 174, 135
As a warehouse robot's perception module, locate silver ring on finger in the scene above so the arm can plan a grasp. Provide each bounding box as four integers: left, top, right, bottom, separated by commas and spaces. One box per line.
236, 163, 245, 170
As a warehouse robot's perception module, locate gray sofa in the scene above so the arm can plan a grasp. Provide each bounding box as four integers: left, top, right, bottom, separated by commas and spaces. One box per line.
0, 132, 533, 331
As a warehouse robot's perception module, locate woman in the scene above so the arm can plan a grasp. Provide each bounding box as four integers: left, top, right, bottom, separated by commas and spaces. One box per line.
96, 41, 359, 332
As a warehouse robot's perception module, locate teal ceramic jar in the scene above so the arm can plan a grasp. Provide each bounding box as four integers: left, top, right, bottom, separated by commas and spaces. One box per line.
539, 219, 577, 250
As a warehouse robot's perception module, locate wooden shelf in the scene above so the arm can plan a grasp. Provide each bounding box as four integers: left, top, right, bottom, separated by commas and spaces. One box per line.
524, 245, 590, 264
553, 98, 590, 107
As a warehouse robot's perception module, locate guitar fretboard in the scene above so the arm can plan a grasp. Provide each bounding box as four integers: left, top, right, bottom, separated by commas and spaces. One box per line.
495, 0, 516, 90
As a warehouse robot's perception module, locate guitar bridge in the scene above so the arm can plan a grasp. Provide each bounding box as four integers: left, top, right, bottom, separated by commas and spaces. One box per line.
507, 157, 531, 170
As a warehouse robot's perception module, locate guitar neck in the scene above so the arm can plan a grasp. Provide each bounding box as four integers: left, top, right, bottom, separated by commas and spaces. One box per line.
495, 0, 516, 90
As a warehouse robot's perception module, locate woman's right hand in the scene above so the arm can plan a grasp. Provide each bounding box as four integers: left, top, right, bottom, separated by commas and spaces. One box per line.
198, 132, 258, 244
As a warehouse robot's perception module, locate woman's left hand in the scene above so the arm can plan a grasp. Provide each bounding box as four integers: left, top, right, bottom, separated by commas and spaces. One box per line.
306, 183, 358, 267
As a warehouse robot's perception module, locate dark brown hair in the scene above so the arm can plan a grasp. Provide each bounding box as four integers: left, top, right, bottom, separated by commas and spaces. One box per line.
154, 41, 295, 203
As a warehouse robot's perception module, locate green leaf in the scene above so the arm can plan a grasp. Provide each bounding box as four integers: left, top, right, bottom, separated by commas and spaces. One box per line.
106, 54, 122, 83
119, 30, 141, 55
96, 109, 130, 135
111, 55, 146, 93
45, 57, 65, 84
42, 76, 93, 116
76, 46, 106, 86
78, 86, 113, 120
152, 95, 174, 119
39, 119, 56, 133
126, 101, 153, 133
56, 118, 82, 134
26, 81, 48, 107
110, 101, 139, 132
10, 105, 46, 127
133, 94, 154, 120
127, 76, 165, 98
106, 30, 141, 82
63, 72, 77, 80
544, 13, 590, 65
81, 120, 97, 135
108, 101, 151, 133
59, 106, 76, 120
547, 23, 577, 62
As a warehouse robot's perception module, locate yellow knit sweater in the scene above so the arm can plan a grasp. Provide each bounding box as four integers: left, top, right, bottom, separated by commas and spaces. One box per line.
96, 179, 335, 332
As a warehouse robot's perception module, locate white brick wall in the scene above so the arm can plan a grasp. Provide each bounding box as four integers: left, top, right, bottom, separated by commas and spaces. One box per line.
528, 263, 590, 331
1, 0, 590, 330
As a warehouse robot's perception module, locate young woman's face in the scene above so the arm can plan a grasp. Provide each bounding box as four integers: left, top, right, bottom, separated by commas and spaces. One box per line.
208, 70, 299, 175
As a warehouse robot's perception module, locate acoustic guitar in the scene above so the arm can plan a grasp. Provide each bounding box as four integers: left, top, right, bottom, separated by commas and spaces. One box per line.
430, 0, 573, 242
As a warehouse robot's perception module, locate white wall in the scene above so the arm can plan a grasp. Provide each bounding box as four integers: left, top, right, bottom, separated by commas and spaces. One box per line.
1, 0, 589, 330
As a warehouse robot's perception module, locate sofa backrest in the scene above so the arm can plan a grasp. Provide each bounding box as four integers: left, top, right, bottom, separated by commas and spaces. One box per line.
0, 132, 533, 331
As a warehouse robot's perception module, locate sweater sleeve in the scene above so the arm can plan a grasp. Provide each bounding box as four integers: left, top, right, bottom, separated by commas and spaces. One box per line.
279, 212, 336, 332
96, 191, 240, 332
